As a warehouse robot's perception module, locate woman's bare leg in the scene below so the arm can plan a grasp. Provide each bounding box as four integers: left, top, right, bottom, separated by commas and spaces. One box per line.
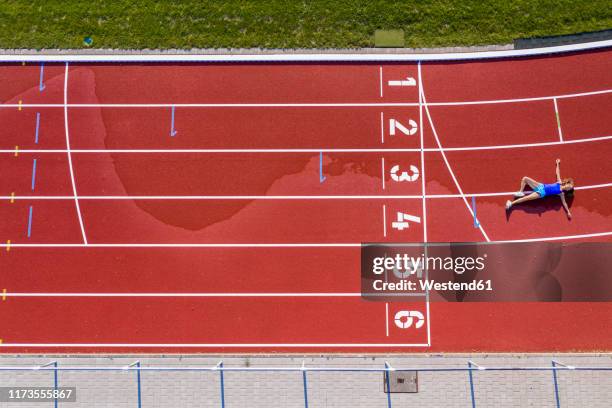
519, 176, 540, 192
510, 192, 541, 207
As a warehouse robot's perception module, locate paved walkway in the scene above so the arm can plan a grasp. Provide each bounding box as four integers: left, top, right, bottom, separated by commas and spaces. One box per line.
0, 354, 610, 407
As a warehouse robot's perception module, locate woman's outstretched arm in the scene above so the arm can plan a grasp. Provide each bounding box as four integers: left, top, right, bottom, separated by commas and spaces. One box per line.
555, 158, 562, 183
560, 193, 572, 219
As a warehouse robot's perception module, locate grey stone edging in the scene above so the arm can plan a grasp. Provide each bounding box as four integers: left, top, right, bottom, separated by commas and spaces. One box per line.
0, 44, 513, 55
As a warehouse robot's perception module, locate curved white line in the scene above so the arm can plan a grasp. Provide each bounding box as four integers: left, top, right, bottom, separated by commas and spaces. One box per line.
63, 63, 88, 245
433, 135, 612, 152
496, 231, 612, 243
419, 67, 491, 242
427, 88, 612, 106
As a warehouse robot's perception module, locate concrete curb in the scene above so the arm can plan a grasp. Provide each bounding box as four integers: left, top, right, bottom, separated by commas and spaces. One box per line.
0, 44, 513, 55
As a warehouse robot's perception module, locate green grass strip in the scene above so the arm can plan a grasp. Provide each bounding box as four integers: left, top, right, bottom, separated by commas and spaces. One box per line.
0, 0, 610, 49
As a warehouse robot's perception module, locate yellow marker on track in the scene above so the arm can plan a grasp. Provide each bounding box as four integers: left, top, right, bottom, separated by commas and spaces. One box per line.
14, 146, 19, 157
10, 192, 15, 203
1, 289, 6, 301
18, 100, 22, 111
5, 240, 11, 252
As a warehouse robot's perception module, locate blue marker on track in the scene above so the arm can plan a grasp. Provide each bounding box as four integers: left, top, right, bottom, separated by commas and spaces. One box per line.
27, 206, 33, 238
472, 196, 480, 228
39, 62, 45, 91
170, 106, 177, 136
31, 159, 37, 191
319, 152, 326, 183
34, 112, 41, 144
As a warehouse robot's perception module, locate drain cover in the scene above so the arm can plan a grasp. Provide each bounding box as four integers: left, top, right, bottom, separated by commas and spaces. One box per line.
384, 371, 418, 393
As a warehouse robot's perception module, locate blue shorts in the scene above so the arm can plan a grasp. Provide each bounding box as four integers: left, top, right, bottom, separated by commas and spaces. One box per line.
534, 184, 546, 198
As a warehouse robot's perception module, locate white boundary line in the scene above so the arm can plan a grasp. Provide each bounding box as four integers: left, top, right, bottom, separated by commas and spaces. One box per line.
3, 180, 609, 201
1, 293, 365, 298
418, 61, 432, 347
63, 63, 88, 245
0, 39, 609, 62
0, 343, 431, 348
2, 135, 609, 154
379, 66, 383, 97
553, 97, 564, 142
1, 293, 427, 298
420, 65, 491, 242
380, 111, 385, 143
381, 157, 385, 190
382, 205, 387, 237
0, 88, 610, 109
1, 232, 609, 249
385, 302, 389, 337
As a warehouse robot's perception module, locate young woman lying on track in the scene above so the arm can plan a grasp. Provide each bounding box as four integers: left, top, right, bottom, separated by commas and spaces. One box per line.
505, 159, 574, 219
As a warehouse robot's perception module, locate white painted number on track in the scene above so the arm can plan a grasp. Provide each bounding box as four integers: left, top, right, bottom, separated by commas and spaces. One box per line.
391, 212, 421, 231
388, 77, 416, 87
394, 311, 425, 329
390, 165, 420, 182
389, 119, 418, 136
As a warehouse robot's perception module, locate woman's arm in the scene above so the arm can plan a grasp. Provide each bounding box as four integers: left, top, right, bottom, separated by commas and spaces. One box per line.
555, 158, 562, 183
560, 192, 572, 219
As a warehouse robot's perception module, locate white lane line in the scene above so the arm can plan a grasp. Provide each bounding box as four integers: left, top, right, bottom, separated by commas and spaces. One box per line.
2, 292, 426, 298
0, 88, 610, 108
0, 343, 431, 347
420, 67, 491, 242
381, 157, 386, 190
63, 63, 88, 245
553, 98, 564, 142
3, 182, 609, 201
2, 230, 609, 248
385, 302, 389, 337
2, 135, 609, 154
4, 103, 421, 108
380, 111, 385, 143
382, 204, 387, 237
418, 61, 432, 347
2, 293, 362, 297
379, 66, 383, 98
0, 243, 363, 248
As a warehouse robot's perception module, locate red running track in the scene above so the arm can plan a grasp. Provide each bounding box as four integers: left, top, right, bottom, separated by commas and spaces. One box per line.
0, 49, 611, 352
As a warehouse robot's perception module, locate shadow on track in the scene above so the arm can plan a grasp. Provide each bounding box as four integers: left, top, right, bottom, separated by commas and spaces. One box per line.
505, 193, 574, 221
